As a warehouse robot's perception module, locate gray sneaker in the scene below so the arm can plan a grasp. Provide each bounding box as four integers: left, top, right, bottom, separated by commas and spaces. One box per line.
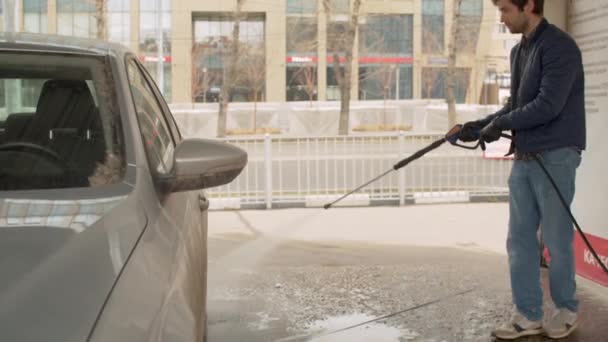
491, 311, 543, 340
544, 309, 579, 339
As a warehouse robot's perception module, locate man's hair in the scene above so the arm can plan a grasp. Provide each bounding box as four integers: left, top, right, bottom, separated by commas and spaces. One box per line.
492, 0, 544, 15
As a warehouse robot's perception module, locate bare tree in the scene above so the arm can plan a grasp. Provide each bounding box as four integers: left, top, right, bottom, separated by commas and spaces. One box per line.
422, 67, 444, 100
93, 0, 108, 41
323, 0, 362, 135
286, 15, 318, 105
289, 65, 317, 105
357, 27, 397, 129
191, 42, 218, 103
446, 0, 463, 129
218, 0, 246, 137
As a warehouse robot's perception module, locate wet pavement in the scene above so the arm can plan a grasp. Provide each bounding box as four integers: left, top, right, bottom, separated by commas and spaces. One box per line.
207, 205, 608, 342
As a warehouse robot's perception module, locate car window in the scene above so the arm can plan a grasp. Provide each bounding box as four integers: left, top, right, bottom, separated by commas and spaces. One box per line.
137, 65, 182, 142
126, 59, 174, 175
0, 52, 125, 191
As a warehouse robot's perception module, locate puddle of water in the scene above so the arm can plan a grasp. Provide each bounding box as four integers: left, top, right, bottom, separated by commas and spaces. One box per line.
306, 313, 418, 342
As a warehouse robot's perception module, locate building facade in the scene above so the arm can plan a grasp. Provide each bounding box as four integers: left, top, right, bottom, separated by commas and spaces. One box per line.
1, 0, 518, 104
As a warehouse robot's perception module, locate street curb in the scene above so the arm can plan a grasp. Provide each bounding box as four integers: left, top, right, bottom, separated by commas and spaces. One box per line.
208, 192, 508, 211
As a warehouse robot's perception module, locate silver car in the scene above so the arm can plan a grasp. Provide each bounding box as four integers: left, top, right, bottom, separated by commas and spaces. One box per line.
0, 33, 247, 342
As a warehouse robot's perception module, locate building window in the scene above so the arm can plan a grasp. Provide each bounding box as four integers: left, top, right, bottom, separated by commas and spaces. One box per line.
456, 0, 483, 53
327, 21, 347, 57
140, 0, 171, 101
326, 66, 344, 101
358, 15, 413, 100
23, 0, 48, 33
497, 23, 508, 34
504, 38, 518, 51
360, 15, 413, 55
287, 0, 317, 14
359, 65, 412, 100
326, 0, 349, 14
286, 15, 318, 102
108, 0, 130, 47
422, 67, 470, 103
422, 0, 444, 54
192, 14, 266, 103
57, 0, 97, 38
287, 65, 317, 102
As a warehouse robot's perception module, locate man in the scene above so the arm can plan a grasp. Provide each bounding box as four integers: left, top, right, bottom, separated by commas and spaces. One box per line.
458, 0, 586, 339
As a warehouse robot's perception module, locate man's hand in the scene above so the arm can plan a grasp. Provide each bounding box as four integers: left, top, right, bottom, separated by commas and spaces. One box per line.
458, 120, 484, 142
480, 120, 503, 143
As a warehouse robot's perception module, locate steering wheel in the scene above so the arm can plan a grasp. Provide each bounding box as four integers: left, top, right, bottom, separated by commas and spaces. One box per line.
0, 142, 70, 171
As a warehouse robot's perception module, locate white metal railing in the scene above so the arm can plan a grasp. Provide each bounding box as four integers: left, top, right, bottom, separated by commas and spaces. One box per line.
207, 132, 512, 209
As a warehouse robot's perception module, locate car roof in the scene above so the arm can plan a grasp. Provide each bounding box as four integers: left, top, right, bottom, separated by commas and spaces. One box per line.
0, 32, 131, 57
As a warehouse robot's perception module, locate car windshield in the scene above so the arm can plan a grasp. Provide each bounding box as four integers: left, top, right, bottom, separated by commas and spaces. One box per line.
0, 52, 124, 191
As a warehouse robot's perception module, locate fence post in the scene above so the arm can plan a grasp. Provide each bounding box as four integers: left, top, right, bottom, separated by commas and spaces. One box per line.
264, 133, 273, 209
398, 130, 406, 206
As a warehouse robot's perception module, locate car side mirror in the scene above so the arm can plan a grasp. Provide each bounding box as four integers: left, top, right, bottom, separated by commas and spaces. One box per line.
160, 139, 247, 193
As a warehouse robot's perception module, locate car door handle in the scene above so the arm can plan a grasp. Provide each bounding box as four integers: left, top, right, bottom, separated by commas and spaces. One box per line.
199, 194, 210, 211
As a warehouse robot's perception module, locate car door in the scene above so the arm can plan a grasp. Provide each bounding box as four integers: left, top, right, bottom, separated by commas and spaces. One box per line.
129, 58, 208, 341
135, 59, 209, 341
89, 56, 207, 342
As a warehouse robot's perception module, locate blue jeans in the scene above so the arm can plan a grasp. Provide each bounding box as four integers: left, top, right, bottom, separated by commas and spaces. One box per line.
507, 147, 581, 321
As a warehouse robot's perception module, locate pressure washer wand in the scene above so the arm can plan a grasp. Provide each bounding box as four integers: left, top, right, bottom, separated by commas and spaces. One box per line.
323, 124, 493, 210
323, 134, 453, 210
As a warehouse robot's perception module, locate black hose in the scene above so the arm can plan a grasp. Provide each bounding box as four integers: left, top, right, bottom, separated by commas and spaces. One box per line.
532, 154, 608, 275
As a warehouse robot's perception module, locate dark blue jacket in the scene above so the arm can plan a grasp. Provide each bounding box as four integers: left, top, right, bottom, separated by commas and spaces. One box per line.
482, 19, 586, 153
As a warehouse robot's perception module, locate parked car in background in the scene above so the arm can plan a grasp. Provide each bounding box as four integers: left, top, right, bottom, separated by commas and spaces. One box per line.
0, 33, 247, 342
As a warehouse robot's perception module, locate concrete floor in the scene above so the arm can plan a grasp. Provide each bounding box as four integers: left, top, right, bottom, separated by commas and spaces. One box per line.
206, 204, 608, 342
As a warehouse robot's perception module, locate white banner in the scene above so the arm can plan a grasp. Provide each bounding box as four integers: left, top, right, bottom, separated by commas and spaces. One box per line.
569, 0, 608, 285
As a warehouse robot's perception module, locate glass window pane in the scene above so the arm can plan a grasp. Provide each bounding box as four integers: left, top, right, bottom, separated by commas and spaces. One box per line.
24, 14, 41, 33
399, 66, 413, 99
422, 67, 469, 102
461, 0, 483, 16
24, 0, 47, 13
73, 12, 92, 38
287, 0, 317, 14
360, 15, 413, 55
58, 0, 94, 12
287, 17, 317, 55
286, 65, 317, 102
127, 60, 174, 174
422, 0, 444, 54
108, 0, 129, 12
331, 0, 349, 13
0, 53, 124, 190
192, 15, 266, 103
40, 14, 48, 33
109, 13, 130, 46
139, 0, 170, 12
57, 13, 73, 35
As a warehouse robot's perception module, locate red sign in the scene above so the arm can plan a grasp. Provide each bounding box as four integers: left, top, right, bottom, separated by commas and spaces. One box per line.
286, 56, 414, 64
139, 55, 172, 63
574, 231, 608, 286
286, 56, 319, 63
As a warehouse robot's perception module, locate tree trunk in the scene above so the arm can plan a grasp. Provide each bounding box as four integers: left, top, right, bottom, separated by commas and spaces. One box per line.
218, 0, 245, 137
337, 0, 361, 135
252, 93, 258, 133
95, 0, 107, 41
446, 0, 462, 129
339, 82, 351, 134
